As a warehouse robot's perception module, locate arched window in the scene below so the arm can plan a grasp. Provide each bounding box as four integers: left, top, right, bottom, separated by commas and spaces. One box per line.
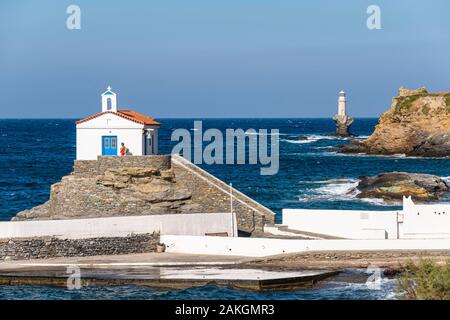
107, 98, 112, 110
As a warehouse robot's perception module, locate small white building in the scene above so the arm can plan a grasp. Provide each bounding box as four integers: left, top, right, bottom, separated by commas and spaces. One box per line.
282, 197, 450, 240
76, 86, 160, 160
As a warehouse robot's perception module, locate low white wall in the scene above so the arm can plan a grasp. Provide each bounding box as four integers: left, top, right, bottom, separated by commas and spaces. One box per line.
0, 213, 237, 240
402, 199, 450, 239
282, 198, 450, 240
161, 235, 450, 257
282, 209, 399, 239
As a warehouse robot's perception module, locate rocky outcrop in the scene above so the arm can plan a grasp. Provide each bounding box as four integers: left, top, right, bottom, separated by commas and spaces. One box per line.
13, 155, 275, 233
340, 87, 450, 157
354, 172, 449, 201
14, 164, 201, 221
333, 114, 353, 137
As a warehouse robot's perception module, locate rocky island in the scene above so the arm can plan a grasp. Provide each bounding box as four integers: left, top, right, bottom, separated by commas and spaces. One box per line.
340, 87, 450, 157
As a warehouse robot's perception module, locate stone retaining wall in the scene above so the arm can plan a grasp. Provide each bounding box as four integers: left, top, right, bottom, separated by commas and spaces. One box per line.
74, 155, 171, 176
16, 155, 275, 234
171, 155, 275, 233
0, 233, 159, 261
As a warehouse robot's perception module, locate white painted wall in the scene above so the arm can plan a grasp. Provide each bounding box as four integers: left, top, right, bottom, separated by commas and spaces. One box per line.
402, 197, 450, 239
161, 235, 450, 257
282, 197, 450, 240
77, 113, 146, 160
282, 209, 399, 239
76, 113, 160, 160
76, 128, 145, 160
0, 213, 237, 240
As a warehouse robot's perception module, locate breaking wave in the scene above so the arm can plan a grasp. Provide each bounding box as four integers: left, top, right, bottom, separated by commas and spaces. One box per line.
244, 132, 286, 136
298, 178, 360, 202
297, 178, 397, 206
282, 134, 350, 145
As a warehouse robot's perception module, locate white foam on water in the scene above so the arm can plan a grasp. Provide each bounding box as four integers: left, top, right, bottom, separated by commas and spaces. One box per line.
322, 151, 409, 159
297, 178, 399, 206
282, 138, 315, 144
325, 277, 398, 300
298, 178, 360, 202
245, 132, 286, 136
282, 134, 349, 145
298, 178, 356, 185
314, 146, 333, 150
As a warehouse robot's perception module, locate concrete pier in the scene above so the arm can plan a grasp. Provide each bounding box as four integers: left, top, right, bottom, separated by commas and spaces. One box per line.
0, 253, 336, 291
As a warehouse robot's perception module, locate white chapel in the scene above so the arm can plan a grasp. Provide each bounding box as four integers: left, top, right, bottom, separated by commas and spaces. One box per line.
76, 86, 160, 160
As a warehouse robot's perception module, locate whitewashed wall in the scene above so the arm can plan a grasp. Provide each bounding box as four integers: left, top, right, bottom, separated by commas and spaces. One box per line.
402, 197, 450, 239
281, 197, 450, 240
76, 113, 145, 160
282, 209, 399, 239
77, 128, 144, 160
161, 235, 450, 257
0, 213, 237, 240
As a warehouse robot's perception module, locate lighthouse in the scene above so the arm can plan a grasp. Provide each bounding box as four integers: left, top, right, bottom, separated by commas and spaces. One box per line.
333, 90, 353, 136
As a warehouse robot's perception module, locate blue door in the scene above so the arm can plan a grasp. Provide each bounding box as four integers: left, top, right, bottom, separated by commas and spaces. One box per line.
102, 136, 117, 156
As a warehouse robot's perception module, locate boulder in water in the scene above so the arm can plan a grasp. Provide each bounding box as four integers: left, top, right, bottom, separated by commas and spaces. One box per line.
354, 172, 448, 201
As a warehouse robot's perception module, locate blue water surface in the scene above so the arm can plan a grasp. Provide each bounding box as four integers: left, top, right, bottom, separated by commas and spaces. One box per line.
1, 118, 449, 222
0, 118, 448, 299
0, 270, 398, 300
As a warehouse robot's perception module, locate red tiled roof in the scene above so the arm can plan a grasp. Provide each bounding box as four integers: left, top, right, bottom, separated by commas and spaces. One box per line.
118, 110, 160, 125
76, 110, 160, 126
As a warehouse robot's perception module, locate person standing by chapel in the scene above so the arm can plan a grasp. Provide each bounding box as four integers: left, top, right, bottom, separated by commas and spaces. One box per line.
120, 143, 126, 156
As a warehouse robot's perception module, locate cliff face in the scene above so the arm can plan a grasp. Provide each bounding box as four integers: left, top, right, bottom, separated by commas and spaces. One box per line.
340, 87, 450, 157
13, 155, 275, 234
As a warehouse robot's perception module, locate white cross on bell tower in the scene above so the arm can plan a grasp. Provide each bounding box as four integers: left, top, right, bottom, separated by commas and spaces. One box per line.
101, 85, 117, 112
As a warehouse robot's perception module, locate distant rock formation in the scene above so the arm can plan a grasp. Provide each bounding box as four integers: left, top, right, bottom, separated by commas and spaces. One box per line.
353, 172, 449, 202
339, 87, 450, 157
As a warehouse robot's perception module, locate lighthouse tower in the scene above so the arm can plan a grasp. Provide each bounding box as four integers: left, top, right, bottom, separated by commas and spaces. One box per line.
338, 90, 346, 116
333, 90, 353, 136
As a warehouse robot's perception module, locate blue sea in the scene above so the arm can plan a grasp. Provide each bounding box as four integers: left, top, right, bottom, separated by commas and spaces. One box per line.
0, 118, 449, 300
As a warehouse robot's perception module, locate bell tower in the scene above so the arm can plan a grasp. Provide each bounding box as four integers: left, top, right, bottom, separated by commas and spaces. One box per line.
101, 86, 117, 112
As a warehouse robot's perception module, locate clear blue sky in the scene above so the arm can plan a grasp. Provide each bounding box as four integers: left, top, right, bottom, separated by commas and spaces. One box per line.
1, 0, 450, 118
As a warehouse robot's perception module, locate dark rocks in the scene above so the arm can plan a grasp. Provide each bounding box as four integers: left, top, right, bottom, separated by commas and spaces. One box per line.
354, 172, 449, 201
409, 133, 450, 157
